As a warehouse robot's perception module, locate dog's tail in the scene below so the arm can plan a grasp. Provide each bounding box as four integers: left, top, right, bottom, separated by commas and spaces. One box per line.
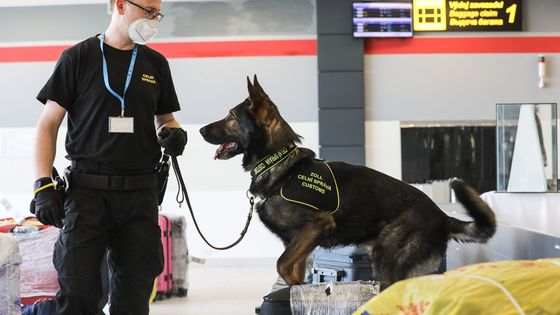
447, 179, 496, 243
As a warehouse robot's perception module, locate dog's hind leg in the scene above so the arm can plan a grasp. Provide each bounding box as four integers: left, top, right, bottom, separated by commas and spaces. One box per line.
372, 245, 444, 288
277, 213, 336, 285
371, 214, 447, 287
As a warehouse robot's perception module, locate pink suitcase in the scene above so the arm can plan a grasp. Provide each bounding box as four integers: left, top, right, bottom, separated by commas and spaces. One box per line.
157, 215, 173, 296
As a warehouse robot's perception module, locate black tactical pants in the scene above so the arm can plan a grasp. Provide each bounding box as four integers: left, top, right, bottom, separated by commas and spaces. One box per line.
53, 184, 163, 315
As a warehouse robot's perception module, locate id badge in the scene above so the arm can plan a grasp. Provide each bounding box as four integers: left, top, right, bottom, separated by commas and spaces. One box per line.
109, 116, 134, 133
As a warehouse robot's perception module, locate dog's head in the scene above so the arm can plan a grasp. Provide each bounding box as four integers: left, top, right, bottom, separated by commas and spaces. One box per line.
199, 75, 301, 164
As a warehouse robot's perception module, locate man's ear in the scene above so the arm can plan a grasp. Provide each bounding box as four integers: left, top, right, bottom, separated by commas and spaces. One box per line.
116, 0, 125, 15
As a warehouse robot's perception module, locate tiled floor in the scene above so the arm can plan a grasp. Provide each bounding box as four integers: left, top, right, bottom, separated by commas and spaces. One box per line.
149, 261, 278, 315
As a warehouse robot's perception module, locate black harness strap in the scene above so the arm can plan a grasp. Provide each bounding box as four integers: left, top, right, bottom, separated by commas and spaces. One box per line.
250, 143, 297, 180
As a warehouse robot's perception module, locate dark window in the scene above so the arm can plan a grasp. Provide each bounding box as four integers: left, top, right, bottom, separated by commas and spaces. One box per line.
401, 125, 496, 193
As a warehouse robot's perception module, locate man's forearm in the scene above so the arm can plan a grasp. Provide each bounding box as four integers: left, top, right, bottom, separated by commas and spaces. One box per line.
34, 100, 66, 180
157, 118, 181, 130
33, 124, 58, 180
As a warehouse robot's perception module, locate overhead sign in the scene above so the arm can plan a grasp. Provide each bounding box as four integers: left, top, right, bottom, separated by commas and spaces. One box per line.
413, 0, 522, 32
353, 2, 414, 38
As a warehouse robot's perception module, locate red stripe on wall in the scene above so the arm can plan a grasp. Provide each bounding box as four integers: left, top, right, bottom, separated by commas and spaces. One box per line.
150, 40, 317, 58
1, 37, 559, 63
0, 39, 317, 63
0, 45, 71, 63
365, 36, 560, 54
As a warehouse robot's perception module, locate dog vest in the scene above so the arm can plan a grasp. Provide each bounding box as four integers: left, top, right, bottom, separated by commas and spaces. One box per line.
280, 159, 340, 214
250, 145, 340, 214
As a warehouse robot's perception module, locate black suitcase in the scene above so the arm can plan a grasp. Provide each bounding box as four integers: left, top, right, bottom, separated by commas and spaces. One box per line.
255, 287, 291, 315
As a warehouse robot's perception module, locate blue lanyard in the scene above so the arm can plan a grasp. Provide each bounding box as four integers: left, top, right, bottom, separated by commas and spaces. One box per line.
99, 33, 138, 117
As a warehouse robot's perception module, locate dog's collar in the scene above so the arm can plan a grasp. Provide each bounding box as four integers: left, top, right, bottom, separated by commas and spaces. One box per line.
250, 143, 298, 180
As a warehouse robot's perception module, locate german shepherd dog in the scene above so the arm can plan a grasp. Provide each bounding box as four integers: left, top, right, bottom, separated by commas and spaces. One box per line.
199, 76, 496, 287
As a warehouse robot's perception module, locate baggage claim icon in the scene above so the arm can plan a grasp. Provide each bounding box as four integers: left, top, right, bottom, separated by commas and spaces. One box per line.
414, 0, 447, 31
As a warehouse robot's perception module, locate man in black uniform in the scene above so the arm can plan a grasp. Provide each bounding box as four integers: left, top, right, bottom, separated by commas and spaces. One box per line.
31, 0, 186, 314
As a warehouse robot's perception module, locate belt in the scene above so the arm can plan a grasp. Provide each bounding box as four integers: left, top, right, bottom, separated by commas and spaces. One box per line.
65, 169, 158, 191
70, 160, 156, 175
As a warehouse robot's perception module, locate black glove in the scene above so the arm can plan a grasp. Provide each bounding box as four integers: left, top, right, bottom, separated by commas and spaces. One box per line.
30, 177, 65, 228
158, 127, 188, 157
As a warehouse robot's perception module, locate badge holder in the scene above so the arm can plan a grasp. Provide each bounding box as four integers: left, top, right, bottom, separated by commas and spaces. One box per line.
109, 110, 134, 133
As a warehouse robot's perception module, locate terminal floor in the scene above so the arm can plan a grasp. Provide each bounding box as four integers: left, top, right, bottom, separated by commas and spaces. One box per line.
150, 261, 277, 315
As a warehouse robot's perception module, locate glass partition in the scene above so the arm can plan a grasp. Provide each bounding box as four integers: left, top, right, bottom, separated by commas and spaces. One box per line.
496, 103, 557, 192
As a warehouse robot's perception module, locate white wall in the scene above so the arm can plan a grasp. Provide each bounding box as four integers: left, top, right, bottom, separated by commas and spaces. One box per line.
364, 53, 560, 122
365, 121, 401, 180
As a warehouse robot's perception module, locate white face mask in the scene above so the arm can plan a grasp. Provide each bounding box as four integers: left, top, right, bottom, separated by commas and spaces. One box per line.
128, 18, 158, 45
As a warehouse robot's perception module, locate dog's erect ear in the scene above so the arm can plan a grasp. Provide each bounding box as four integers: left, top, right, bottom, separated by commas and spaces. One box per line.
247, 75, 263, 105
253, 74, 266, 95
246, 75, 253, 91
246, 75, 271, 122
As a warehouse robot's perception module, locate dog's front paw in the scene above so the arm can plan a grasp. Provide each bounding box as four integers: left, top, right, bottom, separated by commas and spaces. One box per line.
281, 268, 307, 286
283, 275, 304, 286
278, 267, 304, 286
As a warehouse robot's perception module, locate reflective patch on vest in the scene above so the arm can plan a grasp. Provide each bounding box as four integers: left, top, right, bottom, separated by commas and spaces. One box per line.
280, 160, 340, 213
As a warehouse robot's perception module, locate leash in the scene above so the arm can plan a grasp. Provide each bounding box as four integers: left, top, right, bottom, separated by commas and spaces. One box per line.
169, 155, 255, 250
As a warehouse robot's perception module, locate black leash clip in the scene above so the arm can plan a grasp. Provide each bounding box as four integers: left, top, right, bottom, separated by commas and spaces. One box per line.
52, 167, 67, 193
156, 154, 171, 206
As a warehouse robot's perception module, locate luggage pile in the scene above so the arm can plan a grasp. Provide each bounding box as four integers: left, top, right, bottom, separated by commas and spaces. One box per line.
257, 245, 381, 315
0, 218, 59, 315
17, 227, 59, 305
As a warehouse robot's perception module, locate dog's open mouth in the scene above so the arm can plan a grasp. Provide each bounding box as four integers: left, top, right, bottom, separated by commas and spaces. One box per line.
214, 142, 238, 160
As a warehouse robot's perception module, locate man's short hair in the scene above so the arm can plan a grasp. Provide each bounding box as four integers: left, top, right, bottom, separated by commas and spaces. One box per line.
108, 0, 116, 14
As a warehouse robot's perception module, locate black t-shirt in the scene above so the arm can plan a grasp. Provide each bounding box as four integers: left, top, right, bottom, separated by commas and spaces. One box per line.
37, 35, 180, 173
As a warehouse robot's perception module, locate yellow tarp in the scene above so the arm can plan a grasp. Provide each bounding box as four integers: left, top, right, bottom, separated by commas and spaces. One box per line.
354, 258, 560, 315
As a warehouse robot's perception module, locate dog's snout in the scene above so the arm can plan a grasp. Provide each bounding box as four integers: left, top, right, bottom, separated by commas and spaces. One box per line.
199, 126, 208, 137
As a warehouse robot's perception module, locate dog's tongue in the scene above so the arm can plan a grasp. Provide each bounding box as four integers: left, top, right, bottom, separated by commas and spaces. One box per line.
214, 142, 236, 159
214, 144, 226, 159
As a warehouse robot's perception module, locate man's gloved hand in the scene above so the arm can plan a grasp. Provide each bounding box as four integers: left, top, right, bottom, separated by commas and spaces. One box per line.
158, 127, 188, 157
30, 177, 64, 228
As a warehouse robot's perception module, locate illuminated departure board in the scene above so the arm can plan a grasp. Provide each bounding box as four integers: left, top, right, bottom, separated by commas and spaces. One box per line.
353, 2, 413, 38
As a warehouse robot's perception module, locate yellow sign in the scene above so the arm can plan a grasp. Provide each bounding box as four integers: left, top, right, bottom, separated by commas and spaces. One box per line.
414, 0, 447, 31
413, 0, 522, 32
